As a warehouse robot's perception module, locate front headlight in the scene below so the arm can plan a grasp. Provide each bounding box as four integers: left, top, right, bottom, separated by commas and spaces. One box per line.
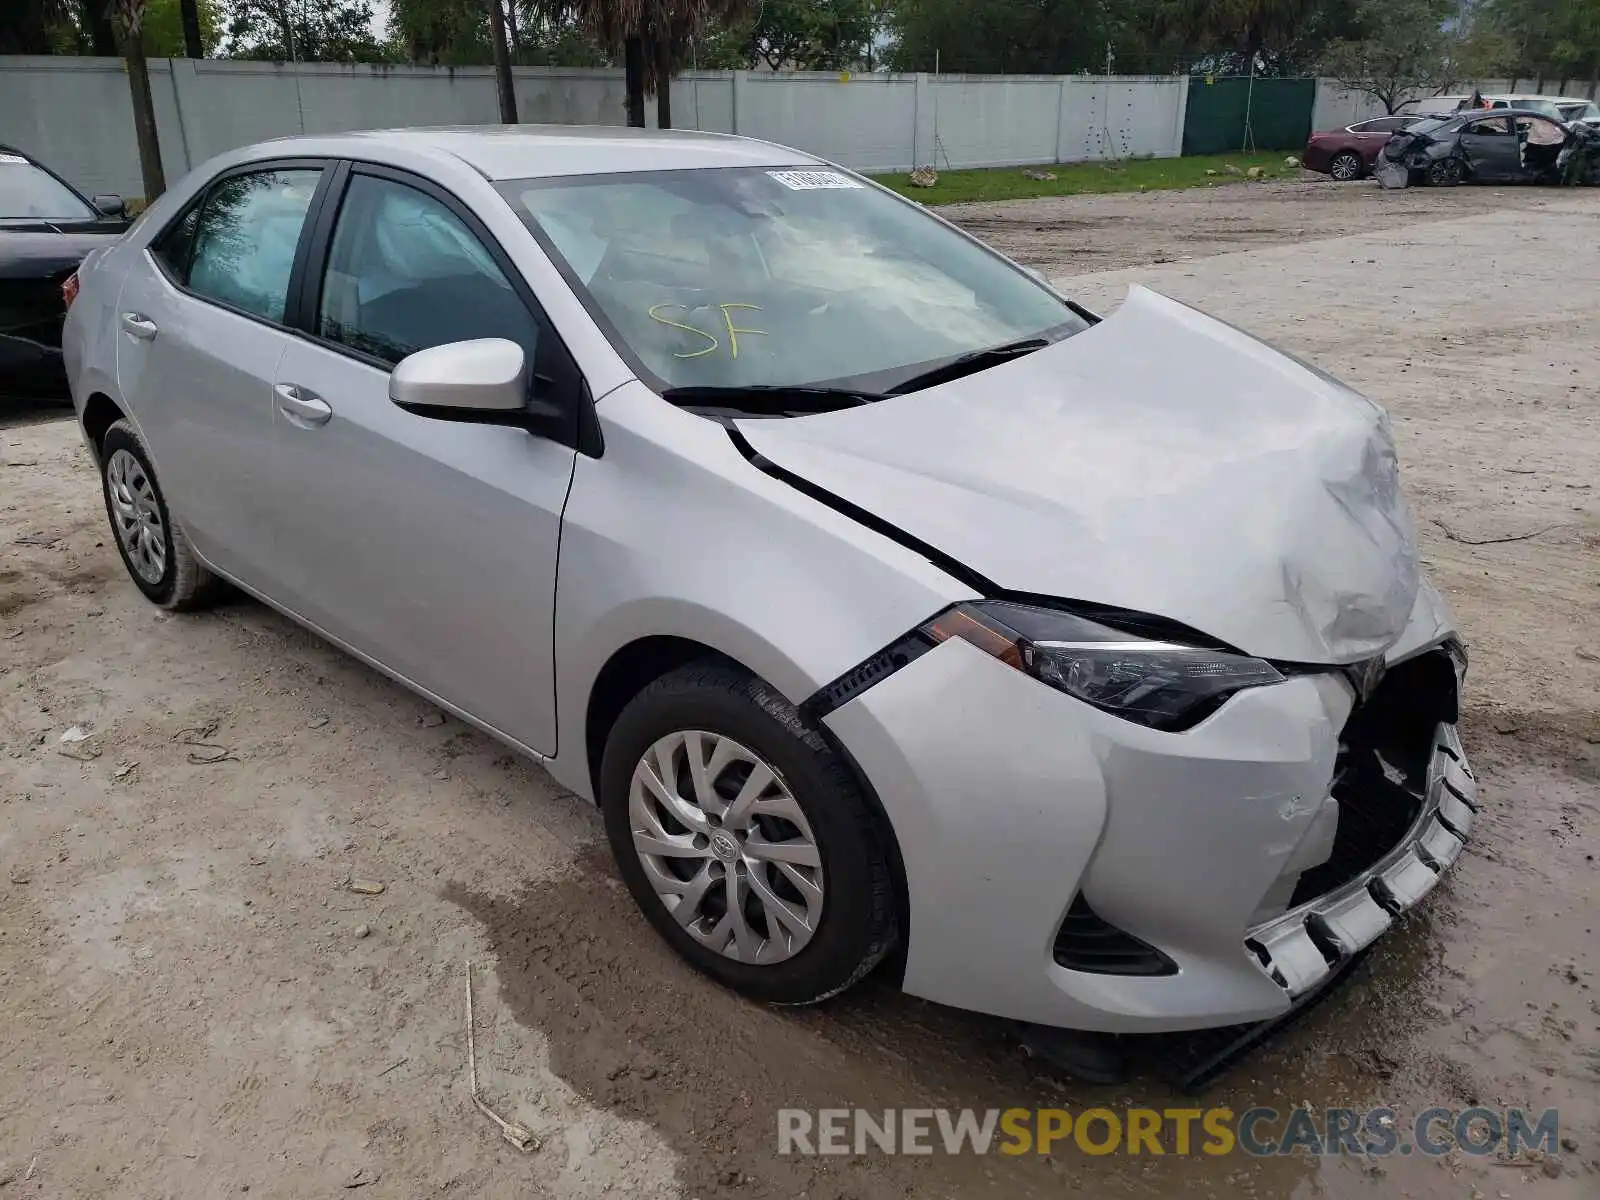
921, 601, 1283, 731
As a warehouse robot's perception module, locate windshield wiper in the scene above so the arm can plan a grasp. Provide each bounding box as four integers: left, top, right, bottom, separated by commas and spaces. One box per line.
887, 337, 1053, 396
660, 384, 883, 417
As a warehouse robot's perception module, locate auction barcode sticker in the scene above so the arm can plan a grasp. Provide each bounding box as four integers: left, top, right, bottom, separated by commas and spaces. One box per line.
767, 170, 865, 191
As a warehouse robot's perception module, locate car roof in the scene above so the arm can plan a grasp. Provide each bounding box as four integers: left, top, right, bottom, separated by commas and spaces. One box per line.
236, 125, 821, 181
1422, 107, 1566, 126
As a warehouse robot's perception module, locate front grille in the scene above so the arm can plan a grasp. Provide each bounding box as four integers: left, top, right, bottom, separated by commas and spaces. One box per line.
1289, 647, 1459, 906
1053, 894, 1177, 976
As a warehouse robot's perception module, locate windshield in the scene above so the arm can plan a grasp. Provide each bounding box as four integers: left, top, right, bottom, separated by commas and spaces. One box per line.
499, 166, 1087, 395
1560, 101, 1600, 121
0, 153, 94, 222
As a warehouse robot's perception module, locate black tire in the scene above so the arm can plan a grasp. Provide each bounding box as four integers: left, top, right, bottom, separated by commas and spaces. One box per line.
600, 662, 897, 1006
1428, 157, 1465, 187
1329, 152, 1363, 182
99, 419, 224, 610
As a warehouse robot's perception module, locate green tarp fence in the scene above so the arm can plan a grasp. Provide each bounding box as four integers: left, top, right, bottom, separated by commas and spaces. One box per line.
1182, 76, 1316, 155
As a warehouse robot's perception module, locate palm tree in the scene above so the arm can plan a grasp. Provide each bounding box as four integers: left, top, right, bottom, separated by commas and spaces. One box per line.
488, 0, 518, 121
553, 0, 749, 128
180, 0, 204, 55
109, 0, 166, 201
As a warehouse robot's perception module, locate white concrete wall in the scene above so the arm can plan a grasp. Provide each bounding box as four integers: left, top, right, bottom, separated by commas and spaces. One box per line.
0, 55, 1188, 196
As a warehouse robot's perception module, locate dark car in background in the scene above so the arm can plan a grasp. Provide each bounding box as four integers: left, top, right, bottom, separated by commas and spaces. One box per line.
1302, 115, 1420, 180
1, 146, 130, 401
1376, 109, 1600, 188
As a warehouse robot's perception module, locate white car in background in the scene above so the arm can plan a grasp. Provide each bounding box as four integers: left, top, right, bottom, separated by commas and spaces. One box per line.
1555, 98, 1600, 129
1402, 93, 1571, 122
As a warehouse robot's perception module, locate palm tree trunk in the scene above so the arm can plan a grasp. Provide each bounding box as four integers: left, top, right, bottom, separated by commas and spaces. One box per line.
488, 0, 518, 123
179, 0, 203, 56
655, 32, 672, 129
624, 35, 647, 127
119, 21, 166, 201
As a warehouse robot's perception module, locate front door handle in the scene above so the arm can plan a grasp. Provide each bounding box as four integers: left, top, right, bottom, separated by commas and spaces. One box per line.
120, 312, 158, 340
275, 382, 333, 427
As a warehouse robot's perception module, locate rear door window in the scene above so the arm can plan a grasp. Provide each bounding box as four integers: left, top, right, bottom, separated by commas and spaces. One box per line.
186, 168, 323, 323
1463, 117, 1513, 137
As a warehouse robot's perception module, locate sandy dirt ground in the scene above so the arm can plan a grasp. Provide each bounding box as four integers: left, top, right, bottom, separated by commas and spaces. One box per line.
2, 177, 1597, 1200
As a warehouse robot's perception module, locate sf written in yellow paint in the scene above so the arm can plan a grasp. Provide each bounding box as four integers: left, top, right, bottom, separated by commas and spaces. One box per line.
648, 303, 768, 359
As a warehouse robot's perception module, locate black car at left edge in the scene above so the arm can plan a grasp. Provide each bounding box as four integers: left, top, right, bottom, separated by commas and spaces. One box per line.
2, 146, 131, 401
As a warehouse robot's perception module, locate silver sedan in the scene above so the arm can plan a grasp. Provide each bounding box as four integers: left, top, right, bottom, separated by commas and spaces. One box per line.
62, 128, 1475, 1062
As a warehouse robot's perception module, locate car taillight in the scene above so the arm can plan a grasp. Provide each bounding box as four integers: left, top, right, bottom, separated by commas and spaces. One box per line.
61, 271, 80, 310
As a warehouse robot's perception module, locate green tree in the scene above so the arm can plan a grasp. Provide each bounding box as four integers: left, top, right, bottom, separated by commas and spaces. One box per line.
709, 0, 877, 71
390, 0, 488, 63
141, 0, 221, 54
1156, 0, 1362, 73
885, 0, 1126, 74
1479, 0, 1600, 86
2, 0, 72, 52
552, 0, 751, 127
221, 0, 392, 61
1321, 0, 1459, 111
388, 0, 605, 65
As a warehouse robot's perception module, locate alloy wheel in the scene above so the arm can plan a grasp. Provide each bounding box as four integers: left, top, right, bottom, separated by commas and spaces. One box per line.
628, 730, 825, 965
106, 449, 167, 585
1330, 153, 1362, 181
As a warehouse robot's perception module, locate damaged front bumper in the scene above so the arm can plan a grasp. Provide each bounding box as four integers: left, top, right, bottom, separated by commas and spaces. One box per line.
1247, 722, 1474, 995
823, 620, 1471, 1035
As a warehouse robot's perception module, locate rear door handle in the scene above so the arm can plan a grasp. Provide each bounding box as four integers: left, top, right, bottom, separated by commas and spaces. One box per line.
120, 312, 158, 340
275, 382, 333, 427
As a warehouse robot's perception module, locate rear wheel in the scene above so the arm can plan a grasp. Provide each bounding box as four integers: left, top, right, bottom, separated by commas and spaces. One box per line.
600, 662, 897, 1005
1329, 152, 1363, 182
99, 420, 223, 610
1428, 157, 1465, 186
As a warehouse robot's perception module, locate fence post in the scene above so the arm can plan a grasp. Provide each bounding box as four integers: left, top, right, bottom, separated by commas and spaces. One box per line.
913, 72, 933, 168
731, 70, 747, 136
167, 56, 195, 178
1055, 77, 1070, 163
1171, 76, 1189, 159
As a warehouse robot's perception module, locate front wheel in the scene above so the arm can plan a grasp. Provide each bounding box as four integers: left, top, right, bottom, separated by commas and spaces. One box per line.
1329, 152, 1363, 182
1428, 157, 1466, 187
600, 663, 897, 1005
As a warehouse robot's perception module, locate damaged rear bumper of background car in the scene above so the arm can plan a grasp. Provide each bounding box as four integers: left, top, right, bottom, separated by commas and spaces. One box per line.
820, 614, 1471, 1036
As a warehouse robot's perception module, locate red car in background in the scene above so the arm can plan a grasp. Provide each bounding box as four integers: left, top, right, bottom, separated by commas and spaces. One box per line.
1302, 115, 1421, 180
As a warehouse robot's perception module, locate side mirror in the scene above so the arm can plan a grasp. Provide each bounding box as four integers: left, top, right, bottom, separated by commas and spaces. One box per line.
92, 194, 127, 218
390, 338, 529, 422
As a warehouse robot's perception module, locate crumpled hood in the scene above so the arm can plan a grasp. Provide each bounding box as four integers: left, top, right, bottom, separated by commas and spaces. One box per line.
735, 286, 1420, 665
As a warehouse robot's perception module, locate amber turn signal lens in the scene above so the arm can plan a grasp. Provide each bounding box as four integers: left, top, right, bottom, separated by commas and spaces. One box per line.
61, 271, 80, 310
922, 606, 1026, 670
